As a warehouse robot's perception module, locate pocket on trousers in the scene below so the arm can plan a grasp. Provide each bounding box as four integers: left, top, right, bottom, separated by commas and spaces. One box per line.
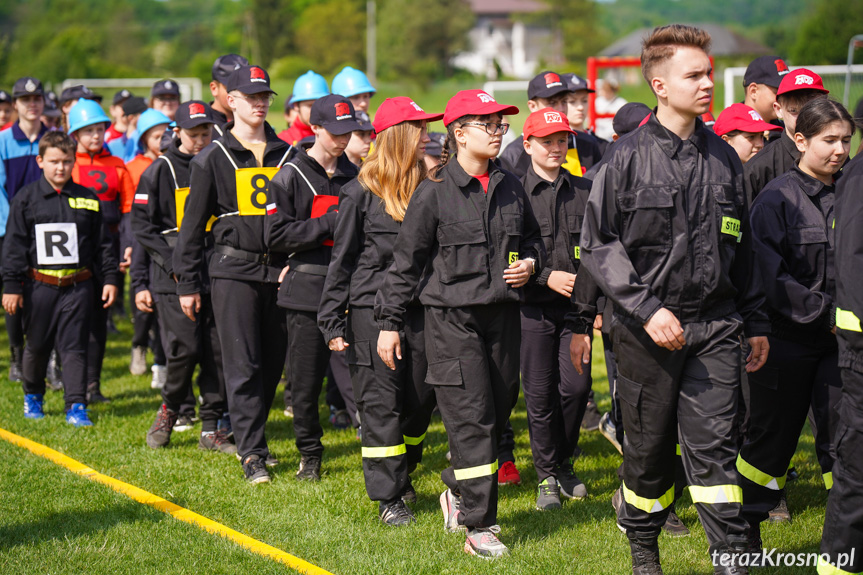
750, 364, 779, 391
346, 339, 372, 367
617, 374, 643, 449
425, 358, 463, 387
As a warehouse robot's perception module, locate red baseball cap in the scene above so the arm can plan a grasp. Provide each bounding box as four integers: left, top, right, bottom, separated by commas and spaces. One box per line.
372, 97, 443, 133
777, 69, 829, 96
443, 90, 519, 127
714, 103, 782, 137
522, 107, 574, 140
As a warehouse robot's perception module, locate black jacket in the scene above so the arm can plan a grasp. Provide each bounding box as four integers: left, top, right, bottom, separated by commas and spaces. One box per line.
744, 130, 799, 201
835, 155, 863, 387
580, 113, 768, 335
499, 132, 602, 179
173, 122, 293, 294
520, 164, 591, 308
375, 159, 545, 330
2, 177, 120, 293
750, 166, 836, 344
266, 148, 358, 311
318, 179, 416, 343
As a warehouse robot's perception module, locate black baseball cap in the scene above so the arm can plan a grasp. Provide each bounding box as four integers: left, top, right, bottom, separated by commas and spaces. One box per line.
743, 56, 790, 89
613, 102, 651, 136
60, 85, 97, 104
425, 132, 446, 157
113, 89, 132, 105
174, 100, 215, 129
310, 94, 361, 135
122, 96, 148, 116
355, 110, 373, 132
562, 73, 595, 94
212, 53, 249, 84
12, 77, 44, 99
42, 97, 61, 118
152, 79, 180, 98
0, 90, 10, 104
226, 65, 276, 95
528, 71, 569, 100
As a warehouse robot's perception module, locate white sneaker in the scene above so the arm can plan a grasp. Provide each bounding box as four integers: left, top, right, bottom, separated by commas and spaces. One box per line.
464, 526, 509, 559
151, 364, 166, 389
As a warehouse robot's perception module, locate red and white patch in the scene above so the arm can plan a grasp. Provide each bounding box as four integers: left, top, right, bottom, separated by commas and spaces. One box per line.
250, 67, 266, 82
266, 202, 277, 215
134, 193, 148, 205
795, 74, 814, 86
476, 92, 495, 104
544, 111, 563, 124
748, 110, 764, 121
189, 102, 206, 118
544, 72, 562, 88
410, 101, 424, 112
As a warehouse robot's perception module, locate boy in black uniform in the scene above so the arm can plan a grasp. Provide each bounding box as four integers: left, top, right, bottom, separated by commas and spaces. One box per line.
2, 132, 119, 425
741, 55, 789, 142
579, 25, 769, 574
173, 65, 293, 484
133, 101, 231, 454
209, 54, 249, 135
266, 94, 360, 481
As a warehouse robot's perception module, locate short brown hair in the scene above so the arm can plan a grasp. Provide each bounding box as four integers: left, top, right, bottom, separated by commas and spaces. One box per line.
38, 131, 76, 157
641, 25, 712, 83
777, 89, 827, 111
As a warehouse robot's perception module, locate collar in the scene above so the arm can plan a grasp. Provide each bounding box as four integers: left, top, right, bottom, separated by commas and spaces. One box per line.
166, 138, 195, 163
11, 120, 47, 142
39, 175, 75, 197
222, 121, 288, 154
524, 163, 569, 196
780, 131, 801, 160
644, 111, 709, 158
443, 156, 500, 189
76, 148, 111, 161
791, 165, 837, 197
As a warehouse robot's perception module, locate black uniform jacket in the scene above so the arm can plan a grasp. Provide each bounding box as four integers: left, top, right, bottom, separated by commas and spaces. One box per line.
266, 148, 358, 311
499, 132, 602, 179
580, 113, 768, 336
375, 158, 545, 331
2, 177, 120, 293
173, 122, 293, 295
744, 130, 799, 201
318, 179, 416, 343
520, 164, 591, 308
749, 166, 837, 344
835, 155, 863, 397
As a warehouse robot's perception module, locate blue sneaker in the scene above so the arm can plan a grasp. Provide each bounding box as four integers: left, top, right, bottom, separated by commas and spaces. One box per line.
24, 394, 45, 419
65, 403, 93, 427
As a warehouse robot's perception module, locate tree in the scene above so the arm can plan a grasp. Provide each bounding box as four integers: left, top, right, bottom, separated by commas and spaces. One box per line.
790, 0, 863, 64
294, 0, 366, 75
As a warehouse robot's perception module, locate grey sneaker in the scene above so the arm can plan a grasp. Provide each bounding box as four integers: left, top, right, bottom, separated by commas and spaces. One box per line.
174, 414, 195, 432
296, 456, 321, 481
151, 364, 166, 389
464, 526, 509, 559
242, 454, 271, 485
379, 499, 416, 526
536, 477, 562, 510
146, 404, 178, 448
198, 431, 237, 454
440, 488, 465, 532
130, 345, 147, 376
555, 460, 588, 499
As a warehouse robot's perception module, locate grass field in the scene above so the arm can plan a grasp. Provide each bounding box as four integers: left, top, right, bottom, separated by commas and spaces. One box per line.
0, 299, 831, 575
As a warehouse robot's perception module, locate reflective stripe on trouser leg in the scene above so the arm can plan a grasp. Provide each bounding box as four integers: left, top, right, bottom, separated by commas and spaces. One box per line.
403, 432, 426, 446
621, 481, 675, 514
824, 471, 834, 490
362, 444, 407, 458
737, 454, 786, 490
454, 460, 499, 481
688, 484, 743, 505
816, 556, 861, 575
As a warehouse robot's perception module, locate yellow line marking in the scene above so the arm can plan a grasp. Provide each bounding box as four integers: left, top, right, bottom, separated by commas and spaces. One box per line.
0, 427, 333, 575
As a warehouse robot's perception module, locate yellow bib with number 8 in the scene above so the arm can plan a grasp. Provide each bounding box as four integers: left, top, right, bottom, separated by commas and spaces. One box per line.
236, 167, 279, 216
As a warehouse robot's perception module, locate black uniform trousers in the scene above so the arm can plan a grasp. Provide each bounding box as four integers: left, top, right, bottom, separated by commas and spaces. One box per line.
211, 278, 286, 459
738, 336, 839, 526
427, 303, 521, 528
327, 351, 359, 428
348, 306, 436, 503
521, 305, 592, 481
155, 293, 226, 426
613, 315, 747, 549
132, 297, 166, 366
87, 284, 108, 385
0, 237, 26, 350
603, 332, 625, 445
819, 368, 863, 575
22, 280, 93, 409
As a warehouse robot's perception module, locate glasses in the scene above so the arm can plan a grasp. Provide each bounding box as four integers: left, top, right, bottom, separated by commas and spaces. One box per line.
237, 93, 275, 106
462, 122, 510, 136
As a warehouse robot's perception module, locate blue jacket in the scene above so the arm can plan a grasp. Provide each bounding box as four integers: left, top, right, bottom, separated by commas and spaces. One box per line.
0, 122, 49, 236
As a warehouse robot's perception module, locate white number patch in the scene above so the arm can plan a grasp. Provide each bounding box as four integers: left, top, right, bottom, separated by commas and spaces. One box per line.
35, 223, 79, 265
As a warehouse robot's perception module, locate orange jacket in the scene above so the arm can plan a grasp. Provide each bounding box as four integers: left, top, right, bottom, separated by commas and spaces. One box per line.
72, 149, 135, 225
125, 154, 154, 213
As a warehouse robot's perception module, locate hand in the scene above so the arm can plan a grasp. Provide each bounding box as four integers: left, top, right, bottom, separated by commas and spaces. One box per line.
547, 270, 575, 298
2, 294, 23, 315
643, 308, 686, 350
377, 330, 402, 371
119, 246, 133, 273
746, 336, 769, 373
503, 259, 531, 288
102, 284, 118, 309
179, 293, 201, 321
278, 264, 291, 284
135, 289, 154, 313
328, 337, 349, 352
593, 313, 603, 331
569, 333, 592, 375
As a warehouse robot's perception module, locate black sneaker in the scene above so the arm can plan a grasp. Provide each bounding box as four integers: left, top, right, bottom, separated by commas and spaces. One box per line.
629, 534, 663, 575
265, 453, 279, 467
242, 454, 271, 485
379, 499, 416, 526
173, 414, 195, 432
86, 381, 110, 403
400, 476, 417, 503
581, 400, 601, 431
9, 346, 23, 383
555, 460, 587, 499
711, 540, 750, 575
767, 491, 791, 523
46, 349, 63, 391
662, 511, 690, 537
199, 431, 237, 454
146, 404, 178, 448
296, 456, 321, 481
536, 477, 562, 510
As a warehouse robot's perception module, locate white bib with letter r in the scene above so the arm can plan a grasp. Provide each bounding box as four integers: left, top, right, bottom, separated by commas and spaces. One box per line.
35, 223, 79, 265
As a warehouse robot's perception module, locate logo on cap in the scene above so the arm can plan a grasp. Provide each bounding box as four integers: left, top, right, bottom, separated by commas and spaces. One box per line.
795, 74, 814, 86
410, 101, 424, 112
250, 67, 266, 82
544, 111, 563, 124
165, 81, 173, 89
334, 102, 351, 119
189, 102, 206, 118
24, 79, 36, 93
476, 92, 495, 104
544, 72, 562, 88
122, 90, 130, 97
83, 87, 92, 95
748, 110, 764, 121
775, 60, 789, 75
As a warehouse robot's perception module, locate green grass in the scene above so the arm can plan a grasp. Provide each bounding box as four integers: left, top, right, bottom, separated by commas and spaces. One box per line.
0, 297, 829, 574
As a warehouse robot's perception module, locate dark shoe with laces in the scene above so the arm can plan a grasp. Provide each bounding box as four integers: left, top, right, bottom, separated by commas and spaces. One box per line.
86, 381, 110, 403
173, 414, 195, 432
400, 476, 417, 503
296, 456, 321, 481
555, 459, 588, 499
242, 454, 271, 485
379, 499, 416, 526
146, 404, 178, 448
9, 346, 24, 383
662, 510, 690, 537
581, 400, 601, 431
711, 540, 750, 575
629, 533, 663, 575
767, 491, 791, 523
536, 477, 562, 510
198, 430, 237, 454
